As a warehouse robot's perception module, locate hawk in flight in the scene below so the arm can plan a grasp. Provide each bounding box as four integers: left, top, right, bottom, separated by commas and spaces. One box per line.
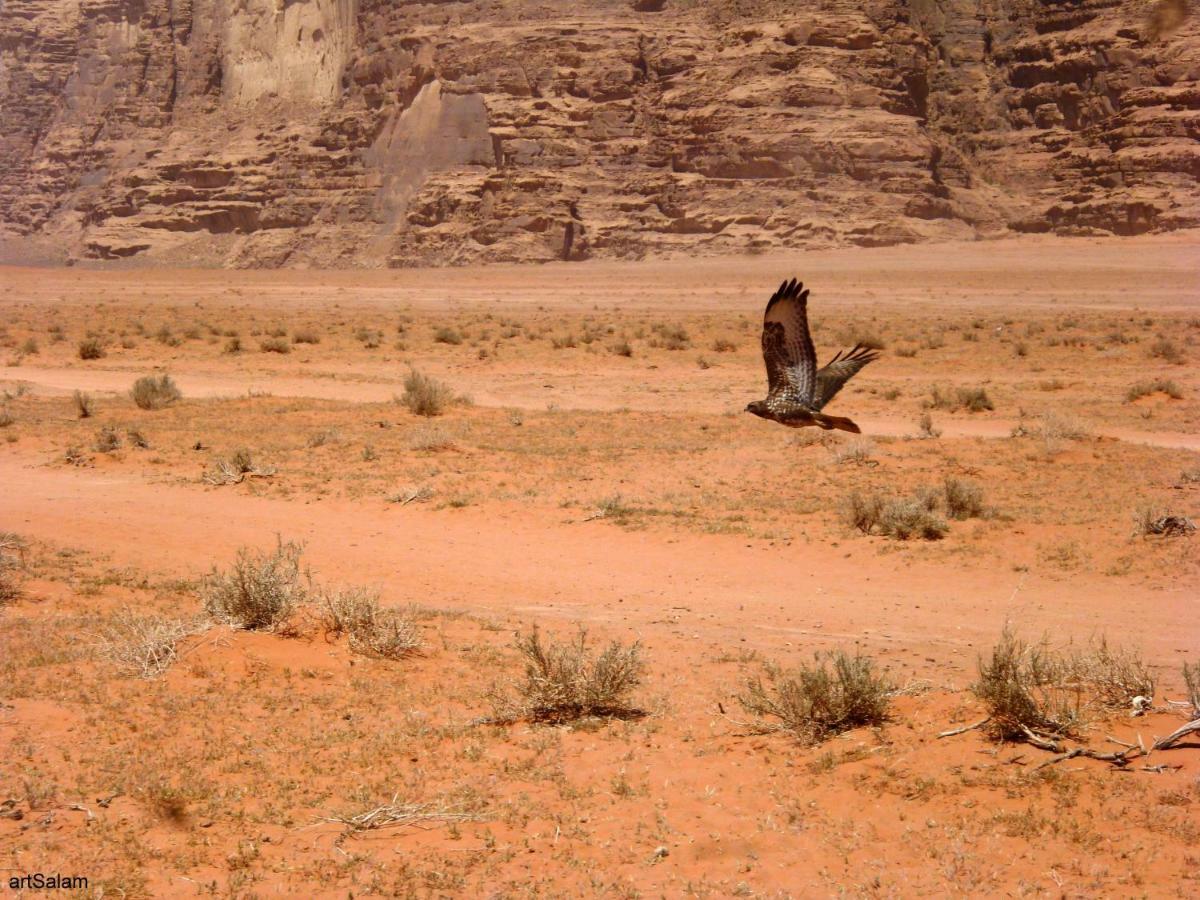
746, 278, 880, 434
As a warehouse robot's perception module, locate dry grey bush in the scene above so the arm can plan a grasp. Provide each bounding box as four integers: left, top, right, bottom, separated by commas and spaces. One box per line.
740, 651, 892, 744
202, 539, 308, 631
72, 390, 94, 419
131, 374, 182, 410
319, 588, 420, 660
830, 437, 875, 466
98, 610, 201, 678
1183, 661, 1200, 718
974, 628, 1081, 741
94, 426, 121, 453
915, 412, 941, 439
941, 477, 984, 520
202, 449, 276, 485
495, 627, 645, 723
397, 368, 457, 417
1125, 378, 1183, 402
973, 628, 1155, 742
1059, 637, 1155, 712
0, 532, 25, 604
926, 384, 993, 412
1133, 507, 1196, 537
844, 490, 948, 540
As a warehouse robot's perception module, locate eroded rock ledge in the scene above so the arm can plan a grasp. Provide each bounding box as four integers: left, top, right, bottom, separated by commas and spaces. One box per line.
1, 0, 1195, 267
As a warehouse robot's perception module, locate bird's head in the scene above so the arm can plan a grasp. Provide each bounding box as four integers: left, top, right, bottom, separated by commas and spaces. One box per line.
745, 400, 768, 418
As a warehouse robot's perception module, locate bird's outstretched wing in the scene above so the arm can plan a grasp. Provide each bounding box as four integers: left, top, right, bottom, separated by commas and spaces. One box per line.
761, 278, 816, 403
812, 344, 880, 410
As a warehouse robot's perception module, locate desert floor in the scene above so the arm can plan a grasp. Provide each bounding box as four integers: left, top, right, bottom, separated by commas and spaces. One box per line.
1, 233, 1198, 897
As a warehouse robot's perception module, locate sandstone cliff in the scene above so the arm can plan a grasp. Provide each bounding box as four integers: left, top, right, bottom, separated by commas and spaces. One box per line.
0, 0, 1195, 267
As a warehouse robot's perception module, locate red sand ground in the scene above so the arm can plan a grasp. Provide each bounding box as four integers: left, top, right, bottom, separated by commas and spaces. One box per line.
1, 234, 1197, 897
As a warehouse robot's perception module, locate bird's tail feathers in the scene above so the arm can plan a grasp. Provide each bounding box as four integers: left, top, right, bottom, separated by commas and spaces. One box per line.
812, 413, 861, 434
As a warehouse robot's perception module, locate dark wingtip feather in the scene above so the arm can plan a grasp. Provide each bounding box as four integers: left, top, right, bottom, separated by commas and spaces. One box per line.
765, 276, 807, 314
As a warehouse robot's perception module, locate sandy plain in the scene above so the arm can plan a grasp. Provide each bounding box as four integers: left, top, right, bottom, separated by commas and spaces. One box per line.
0, 233, 1198, 897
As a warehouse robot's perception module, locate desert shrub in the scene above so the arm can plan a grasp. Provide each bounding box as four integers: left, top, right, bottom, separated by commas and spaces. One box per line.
974, 628, 1081, 740
292, 329, 321, 345
550, 333, 578, 349
609, 340, 633, 357
0, 407, 13, 428
260, 337, 291, 354
223, 336, 242, 354
126, 428, 150, 449
975, 629, 1156, 741
1133, 507, 1196, 537
408, 424, 456, 452
942, 477, 984, 520
202, 539, 307, 631
319, 588, 420, 659
94, 426, 122, 453
711, 337, 738, 352
831, 438, 874, 466
650, 323, 690, 350
1183, 662, 1200, 717
1149, 337, 1184, 364
844, 491, 885, 534
0, 532, 24, 604
98, 609, 197, 678
1125, 379, 1183, 402
740, 651, 891, 743
131, 374, 182, 410
926, 385, 993, 412
1038, 379, 1066, 391
306, 429, 341, 448
20, 337, 38, 355
357, 329, 382, 349
202, 448, 274, 485
894, 345, 918, 358
956, 386, 993, 412
78, 337, 105, 360
879, 498, 949, 540
433, 326, 463, 345
498, 627, 644, 723
916, 411, 941, 439
1061, 637, 1155, 711
839, 327, 885, 350
72, 390, 94, 419
398, 368, 455, 417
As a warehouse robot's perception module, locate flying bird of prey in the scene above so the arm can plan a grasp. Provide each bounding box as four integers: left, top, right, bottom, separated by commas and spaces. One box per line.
745, 278, 880, 434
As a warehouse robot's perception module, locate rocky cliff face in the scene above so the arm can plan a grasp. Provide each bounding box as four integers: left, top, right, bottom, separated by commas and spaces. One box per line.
1, 0, 1195, 267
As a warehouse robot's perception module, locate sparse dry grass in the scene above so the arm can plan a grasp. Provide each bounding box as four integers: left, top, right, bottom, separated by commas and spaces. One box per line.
97, 609, 200, 678
319, 588, 421, 660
